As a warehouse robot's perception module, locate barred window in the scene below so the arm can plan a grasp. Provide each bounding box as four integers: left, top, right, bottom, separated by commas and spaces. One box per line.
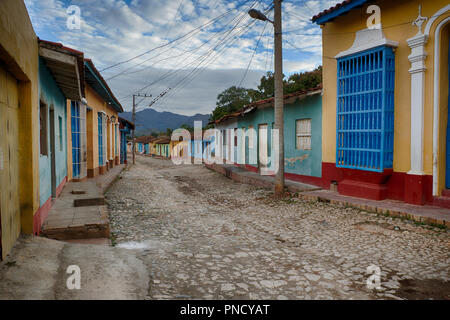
336, 46, 395, 172
296, 119, 311, 150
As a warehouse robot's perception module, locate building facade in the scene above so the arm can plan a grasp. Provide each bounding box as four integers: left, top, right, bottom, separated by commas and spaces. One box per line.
213, 88, 323, 185
312, 0, 450, 205
67, 59, 123, 181
0, 0, 39, 259
37, 40, 84, 229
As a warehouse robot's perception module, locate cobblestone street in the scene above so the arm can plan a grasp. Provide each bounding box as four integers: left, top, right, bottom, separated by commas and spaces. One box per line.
106, 156, 450, 300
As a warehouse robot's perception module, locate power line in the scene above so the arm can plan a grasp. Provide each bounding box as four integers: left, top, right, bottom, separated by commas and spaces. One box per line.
239, 20, 268, 87
122, 1, 260, 103
107, 7, 257, 81
99, 0, 255, 72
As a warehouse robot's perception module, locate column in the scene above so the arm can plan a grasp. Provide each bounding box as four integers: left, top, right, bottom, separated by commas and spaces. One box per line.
405, 7, 428, 205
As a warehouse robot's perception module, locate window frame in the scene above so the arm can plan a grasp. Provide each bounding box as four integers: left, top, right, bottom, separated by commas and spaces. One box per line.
296, 118, 312, 151
39, 100, 48, 156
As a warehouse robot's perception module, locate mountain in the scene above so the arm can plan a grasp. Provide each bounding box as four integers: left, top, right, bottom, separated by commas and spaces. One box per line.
120, 109, 211, 135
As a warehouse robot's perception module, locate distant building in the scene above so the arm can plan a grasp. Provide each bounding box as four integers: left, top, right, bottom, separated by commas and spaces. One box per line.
119, 117, 134, 164
212, 87, 323, 186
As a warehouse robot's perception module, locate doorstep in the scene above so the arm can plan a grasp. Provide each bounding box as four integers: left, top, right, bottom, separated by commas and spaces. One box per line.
41, 164, 125, 241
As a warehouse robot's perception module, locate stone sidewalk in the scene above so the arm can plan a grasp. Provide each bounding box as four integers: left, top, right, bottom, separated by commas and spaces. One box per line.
205, 163, 321, 193
299, 190, 450, 228
206, 163, 450, 228
41, 164, 125, 241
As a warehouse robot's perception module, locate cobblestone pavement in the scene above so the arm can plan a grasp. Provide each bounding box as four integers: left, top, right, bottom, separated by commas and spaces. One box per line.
106, 156, 450, 300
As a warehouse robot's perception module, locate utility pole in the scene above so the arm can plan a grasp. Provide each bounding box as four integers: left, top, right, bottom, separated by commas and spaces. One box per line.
273, 0, 285, 195
132, 93, 152, 165
249, 1, 285, 196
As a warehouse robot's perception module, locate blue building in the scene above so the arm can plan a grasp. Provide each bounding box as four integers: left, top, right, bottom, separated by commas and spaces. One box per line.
119, 117, 134, 164
37, 40, 84, 225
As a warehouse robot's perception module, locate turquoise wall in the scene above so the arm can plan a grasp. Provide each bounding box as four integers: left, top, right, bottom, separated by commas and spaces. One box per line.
38, 57, 68, 206
237, 94, 322, 178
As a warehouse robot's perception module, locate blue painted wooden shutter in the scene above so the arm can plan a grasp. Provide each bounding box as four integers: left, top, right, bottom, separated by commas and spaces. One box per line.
336, 46, 395, 172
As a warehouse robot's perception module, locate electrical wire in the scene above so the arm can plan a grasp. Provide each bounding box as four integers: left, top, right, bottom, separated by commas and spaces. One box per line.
99, 0, 255, 72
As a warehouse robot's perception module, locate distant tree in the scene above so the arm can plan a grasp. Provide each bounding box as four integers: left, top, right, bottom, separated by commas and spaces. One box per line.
284, 66, 322, 94
209, 67, 322, 122
180, 124, 194, 132
210, 86, 252, 122
166, 128, 173, 137
150, 132, 158, 138
257, 71, 276, 99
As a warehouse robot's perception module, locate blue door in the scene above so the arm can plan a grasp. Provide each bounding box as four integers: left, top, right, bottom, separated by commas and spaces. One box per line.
446, 39, 450, 188
71, 101, 81, 178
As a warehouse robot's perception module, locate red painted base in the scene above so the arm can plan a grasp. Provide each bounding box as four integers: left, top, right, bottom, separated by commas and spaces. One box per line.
33, 176, 67, 235
245, 165, 258, 173
338, 179, 388, 200
321, 163, 433, 205
404, 173, 425, 205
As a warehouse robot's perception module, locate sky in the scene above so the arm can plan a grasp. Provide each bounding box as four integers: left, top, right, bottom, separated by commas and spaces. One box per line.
24, 0, 341, 115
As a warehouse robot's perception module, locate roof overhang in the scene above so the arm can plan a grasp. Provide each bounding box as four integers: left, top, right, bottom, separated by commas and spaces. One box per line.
38, 39, 85, 101
119, 116, 135, 130
84, 59, 123, 113
312, 0, 371, 25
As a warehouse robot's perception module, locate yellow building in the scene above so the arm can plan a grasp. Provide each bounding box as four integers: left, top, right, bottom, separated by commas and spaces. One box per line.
67, 59, 123, 181
313, 0, 449, 206
0, 0, 39, 259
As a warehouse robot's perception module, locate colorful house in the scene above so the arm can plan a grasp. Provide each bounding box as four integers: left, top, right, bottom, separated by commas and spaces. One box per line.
37, 40, 84, 229
119, 117, 134, 164
0, 0, 39, 259
312, 0, 450, 206
154, 137, 171, 158
213, 88, 323, 184
67, 59, 123, 180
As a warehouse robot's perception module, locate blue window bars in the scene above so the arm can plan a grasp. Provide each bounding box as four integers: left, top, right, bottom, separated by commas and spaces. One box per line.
336, 46, 395, 172
98, 113, 104, 166
71, 101, 81, 178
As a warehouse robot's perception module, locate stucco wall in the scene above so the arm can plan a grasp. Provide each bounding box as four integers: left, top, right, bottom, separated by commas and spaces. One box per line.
320, 0, 449, 187
238, 94, 322, 178
38, 57, 67, 207
67, 83, 119, 180
0, 0, 39, 258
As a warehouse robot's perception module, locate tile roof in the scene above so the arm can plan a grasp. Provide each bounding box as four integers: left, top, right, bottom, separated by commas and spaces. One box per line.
312, 0, 369, 24
212, 84, 323, 125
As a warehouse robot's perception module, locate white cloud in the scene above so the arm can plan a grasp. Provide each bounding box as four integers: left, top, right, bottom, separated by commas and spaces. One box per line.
24, 0, 342, 115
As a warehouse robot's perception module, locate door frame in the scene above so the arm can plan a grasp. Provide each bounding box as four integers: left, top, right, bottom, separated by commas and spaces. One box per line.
258, 123, 268, 171
50, 107, 56, 198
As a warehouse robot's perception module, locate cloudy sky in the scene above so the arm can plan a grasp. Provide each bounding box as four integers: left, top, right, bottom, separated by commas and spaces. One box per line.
24, 0, 340, 115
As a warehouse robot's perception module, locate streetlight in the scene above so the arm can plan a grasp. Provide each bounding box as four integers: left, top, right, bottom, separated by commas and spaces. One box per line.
248, 1, 285, 196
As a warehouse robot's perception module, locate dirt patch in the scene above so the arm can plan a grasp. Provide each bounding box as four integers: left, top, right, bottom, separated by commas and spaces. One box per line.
395, 279, 450, 300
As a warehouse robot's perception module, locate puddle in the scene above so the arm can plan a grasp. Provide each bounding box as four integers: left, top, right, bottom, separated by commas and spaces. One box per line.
395, 279, 450, 300
116, 241, 150, 249
115, 240, 172, 250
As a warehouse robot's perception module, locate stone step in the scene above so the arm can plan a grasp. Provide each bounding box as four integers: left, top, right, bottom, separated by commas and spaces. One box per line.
441, 189, 450, 198
433, 196, 450, 209
74, 197, 105, 207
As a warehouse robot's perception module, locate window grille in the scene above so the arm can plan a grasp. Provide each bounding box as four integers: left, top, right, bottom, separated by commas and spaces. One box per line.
98, 113, 104, 166
336, 46, 395, 172
71, 101, 87, 179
